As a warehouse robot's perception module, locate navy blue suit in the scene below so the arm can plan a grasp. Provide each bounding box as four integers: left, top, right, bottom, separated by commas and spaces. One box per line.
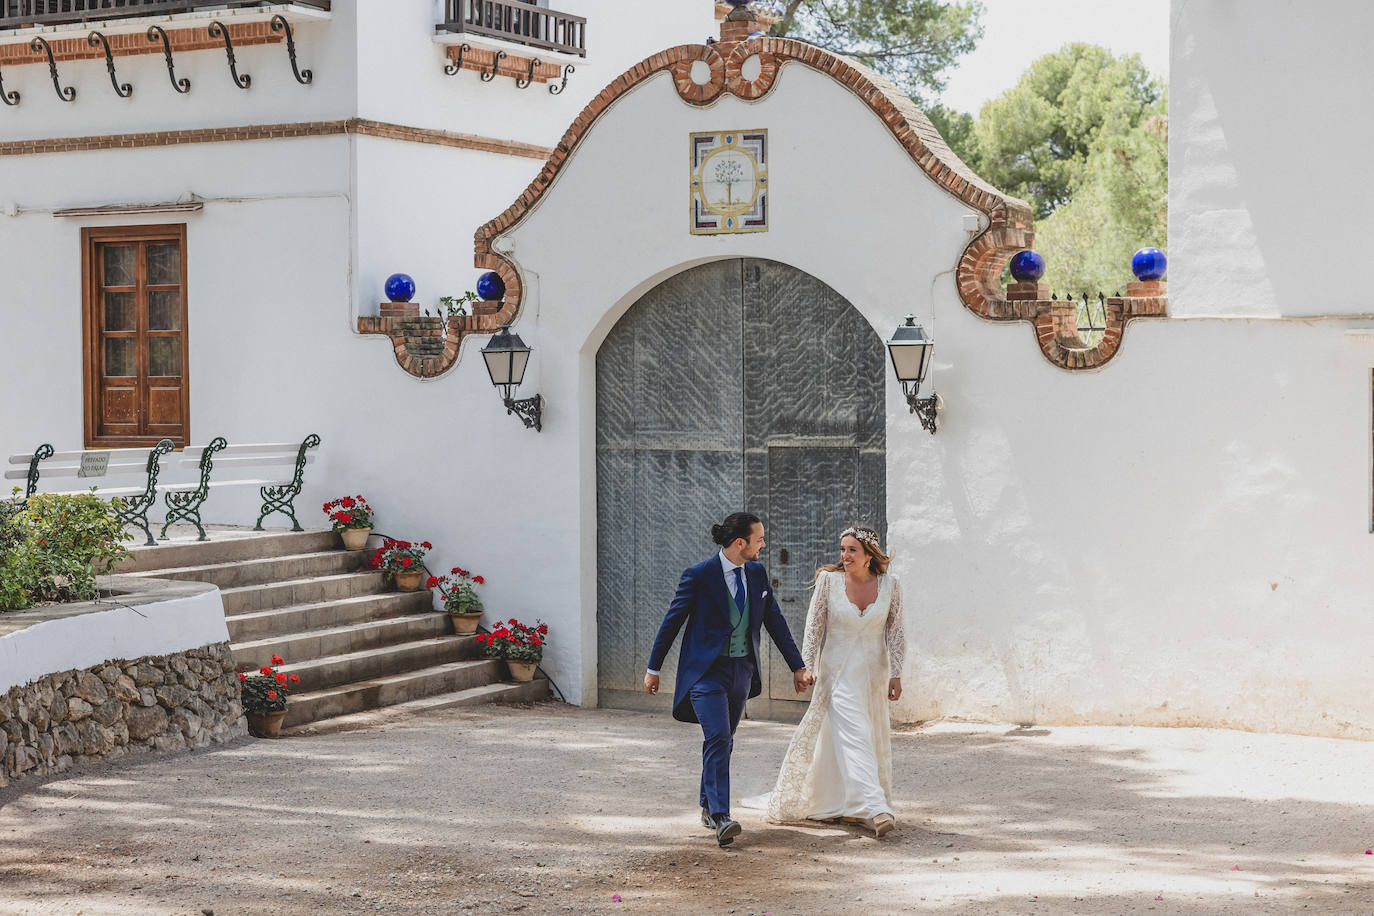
648, 555, 806, 817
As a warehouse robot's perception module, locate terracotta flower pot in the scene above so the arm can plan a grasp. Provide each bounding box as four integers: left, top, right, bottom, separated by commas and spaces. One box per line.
394, 569, 424, 591
449, 611, 483, 635
339, 527, 372, 550
247, 709, 287, 738
506, 660, 538, 682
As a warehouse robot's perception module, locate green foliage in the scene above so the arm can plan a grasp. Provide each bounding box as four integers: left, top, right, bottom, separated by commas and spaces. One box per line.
943, 44, 1167, 295
773, 0, 984, 102
0, 492, 132, 612
973, 44, 1162, 219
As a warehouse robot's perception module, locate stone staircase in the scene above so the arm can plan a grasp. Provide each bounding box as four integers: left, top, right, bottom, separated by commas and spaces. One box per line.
117, 530, 547, 729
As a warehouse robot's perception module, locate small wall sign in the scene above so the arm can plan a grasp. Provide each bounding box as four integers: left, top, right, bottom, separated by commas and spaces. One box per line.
690, 129, 768, 235
77, 451, 110, 478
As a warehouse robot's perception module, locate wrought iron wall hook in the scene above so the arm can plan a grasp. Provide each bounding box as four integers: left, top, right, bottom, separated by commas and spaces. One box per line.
269, 15, 312, 85
516, 57, 541, 89
444, 43, 470, 76
208, 21, 251, 90
30, 37, 75, 103
548, 64, 574, 95
481, 49, 507, 82
147, 26, 190, 93
88, 32, 133, 98
0, 63, 18, 107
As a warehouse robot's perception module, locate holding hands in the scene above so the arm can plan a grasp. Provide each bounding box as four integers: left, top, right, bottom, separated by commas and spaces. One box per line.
793, 668, 815, 693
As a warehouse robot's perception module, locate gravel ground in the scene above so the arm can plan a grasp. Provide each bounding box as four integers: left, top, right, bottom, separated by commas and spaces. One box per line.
1, 701, 1372, 915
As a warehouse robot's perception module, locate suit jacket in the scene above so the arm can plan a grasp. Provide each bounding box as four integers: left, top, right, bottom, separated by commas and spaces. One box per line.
648, 555, 806, 723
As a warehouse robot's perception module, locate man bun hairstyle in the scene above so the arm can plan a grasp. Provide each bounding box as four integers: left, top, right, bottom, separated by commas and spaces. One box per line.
711, 512, 760, 547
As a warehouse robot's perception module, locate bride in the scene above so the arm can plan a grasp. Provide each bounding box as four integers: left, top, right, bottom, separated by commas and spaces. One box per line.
760, 525, 905, 837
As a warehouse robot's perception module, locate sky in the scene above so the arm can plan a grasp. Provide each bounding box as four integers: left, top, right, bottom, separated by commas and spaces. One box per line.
938, 0, 1170, 115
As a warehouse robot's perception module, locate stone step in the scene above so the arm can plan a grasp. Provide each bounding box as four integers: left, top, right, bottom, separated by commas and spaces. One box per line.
233, 612, 454, 667
274, 635, 477, 693
220, 571, 391, 615
225, 591, 434, 642
282, 680, 550, 735
125, 549, 367, 589
282, 658, 520, 727
118, 529, 340, 574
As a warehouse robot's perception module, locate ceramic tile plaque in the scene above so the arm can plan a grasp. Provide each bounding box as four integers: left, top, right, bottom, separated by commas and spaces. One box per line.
690, 129, 768, 235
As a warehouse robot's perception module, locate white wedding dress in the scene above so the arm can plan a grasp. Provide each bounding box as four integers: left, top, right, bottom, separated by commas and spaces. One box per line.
760, 570, 906, 823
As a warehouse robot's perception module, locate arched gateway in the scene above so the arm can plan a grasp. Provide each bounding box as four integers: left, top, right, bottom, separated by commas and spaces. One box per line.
595, 258, 886, 719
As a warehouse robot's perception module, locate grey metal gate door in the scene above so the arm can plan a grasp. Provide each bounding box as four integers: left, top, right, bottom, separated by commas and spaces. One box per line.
596, 259, 886, 719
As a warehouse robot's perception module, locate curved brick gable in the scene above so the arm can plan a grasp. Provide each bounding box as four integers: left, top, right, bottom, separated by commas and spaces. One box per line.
363, 24, 1164, 376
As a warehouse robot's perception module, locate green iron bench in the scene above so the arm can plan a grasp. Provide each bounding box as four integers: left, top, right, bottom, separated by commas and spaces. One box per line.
7, 433, 321, 545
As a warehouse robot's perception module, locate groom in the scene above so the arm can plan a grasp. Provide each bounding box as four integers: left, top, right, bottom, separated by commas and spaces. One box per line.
644, 512, 812, 847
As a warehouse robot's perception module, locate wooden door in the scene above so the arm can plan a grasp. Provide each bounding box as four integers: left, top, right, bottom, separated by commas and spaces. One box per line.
83, 225, 189, 448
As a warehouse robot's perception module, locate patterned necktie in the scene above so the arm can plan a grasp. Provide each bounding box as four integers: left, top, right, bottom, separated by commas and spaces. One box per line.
732, 566, 746, 614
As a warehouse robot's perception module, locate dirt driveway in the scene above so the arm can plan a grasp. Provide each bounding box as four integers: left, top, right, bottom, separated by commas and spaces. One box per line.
2, 702, 1372, 915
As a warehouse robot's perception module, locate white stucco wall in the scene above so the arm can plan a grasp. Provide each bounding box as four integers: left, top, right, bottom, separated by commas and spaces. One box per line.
1170, 0, 1374, 318
0, 584, 228, 694
487, 59, 1374, 736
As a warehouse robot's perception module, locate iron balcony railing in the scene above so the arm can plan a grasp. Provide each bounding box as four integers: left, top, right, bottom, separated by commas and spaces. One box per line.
0, 0, 330, 30
439, 0, 585, 58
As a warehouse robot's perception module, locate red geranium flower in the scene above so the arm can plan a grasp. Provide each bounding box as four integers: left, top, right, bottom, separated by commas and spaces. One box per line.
267, 690, 278, 700
238, 672, 247, 681
271, 654, 284, 665
509, 618, 518, 625
275, 673, 288, 684
259, 666, 272, 676
401, 557, 413, 568
426, 576, 439, 588
531, 638, 542, 646
338, 512, 352, 524
473, 576, 484, 585
341, 497, 355, 508
421, 541, 432, 550
288, 674, 300, 684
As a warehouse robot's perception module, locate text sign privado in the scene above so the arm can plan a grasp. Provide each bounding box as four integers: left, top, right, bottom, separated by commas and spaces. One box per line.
77, 451, 110, 478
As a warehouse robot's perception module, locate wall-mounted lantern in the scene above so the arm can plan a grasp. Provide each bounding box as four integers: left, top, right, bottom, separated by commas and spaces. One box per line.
481, 325, 543, 432
886, 314, 939, 434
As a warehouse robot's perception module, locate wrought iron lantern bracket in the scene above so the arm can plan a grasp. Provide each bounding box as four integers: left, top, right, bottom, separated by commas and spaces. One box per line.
147, 25, 191, 93
88, 32, 133, 98
504, 394, 544, 432
208, 21, 251, 89
901, 384, 939, 435
270, 15, 313, 85
30, 36, 75, 102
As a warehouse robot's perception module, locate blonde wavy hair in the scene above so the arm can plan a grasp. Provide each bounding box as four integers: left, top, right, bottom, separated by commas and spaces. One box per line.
816, 525, 891, 580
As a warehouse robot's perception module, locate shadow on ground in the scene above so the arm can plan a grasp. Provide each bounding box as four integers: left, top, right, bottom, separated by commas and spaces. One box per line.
1, 703, 1372, 914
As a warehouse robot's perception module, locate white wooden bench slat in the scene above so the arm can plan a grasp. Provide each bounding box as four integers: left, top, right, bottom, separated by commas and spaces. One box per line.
7, 447, 161, 465
177, 454, 316, 468
5, 461, 162, 480
180, 442, 313, 458
39, 486, 150, 498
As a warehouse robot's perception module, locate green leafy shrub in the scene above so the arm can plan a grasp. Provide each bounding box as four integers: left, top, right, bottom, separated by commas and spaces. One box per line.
0, 492, 132, 611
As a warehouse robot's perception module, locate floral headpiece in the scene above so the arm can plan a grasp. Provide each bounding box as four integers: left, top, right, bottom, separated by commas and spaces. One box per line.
841, 526, 883, 553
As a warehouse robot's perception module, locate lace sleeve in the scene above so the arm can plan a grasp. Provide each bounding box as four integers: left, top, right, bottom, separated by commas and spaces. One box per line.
886, 575, 907, 679
800, 572, 830, 671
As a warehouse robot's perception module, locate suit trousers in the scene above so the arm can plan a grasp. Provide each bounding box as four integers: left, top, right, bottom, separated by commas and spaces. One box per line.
690, 655, 754, 817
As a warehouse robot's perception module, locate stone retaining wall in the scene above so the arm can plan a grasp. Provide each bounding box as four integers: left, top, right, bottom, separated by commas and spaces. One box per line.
0, 642, 245, 787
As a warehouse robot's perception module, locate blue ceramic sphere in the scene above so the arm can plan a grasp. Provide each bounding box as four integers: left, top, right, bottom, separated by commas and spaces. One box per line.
384, 273, 416, 303
476, 271, 506, 302
1131, 247, 1167, 281
1009, 250, 1045, 282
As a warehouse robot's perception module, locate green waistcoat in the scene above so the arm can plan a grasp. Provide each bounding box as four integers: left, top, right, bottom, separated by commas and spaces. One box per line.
720, 575, 750, 658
